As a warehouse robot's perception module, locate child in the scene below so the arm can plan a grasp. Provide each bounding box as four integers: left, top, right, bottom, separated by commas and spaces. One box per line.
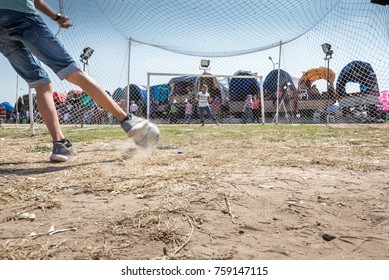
242, 94, 253, 123
197, 85, 219, 126
184, 99, 193, 124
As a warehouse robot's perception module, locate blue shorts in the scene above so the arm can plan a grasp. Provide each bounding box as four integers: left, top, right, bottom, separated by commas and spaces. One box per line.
0, 10, 80, 88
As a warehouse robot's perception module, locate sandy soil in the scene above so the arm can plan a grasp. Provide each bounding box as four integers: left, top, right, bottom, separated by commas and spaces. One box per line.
0, 124, 388, 260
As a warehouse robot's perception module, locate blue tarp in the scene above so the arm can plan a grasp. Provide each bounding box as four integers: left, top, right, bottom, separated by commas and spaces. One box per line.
150, 84, 170, 104
129, 84, 147, 106
263, 69, 297, 100
0, 102, 14, 112
229, 71, 260, 101
336, 61, 379, 96
113, 85, 148, 106
112, 87, 125, 101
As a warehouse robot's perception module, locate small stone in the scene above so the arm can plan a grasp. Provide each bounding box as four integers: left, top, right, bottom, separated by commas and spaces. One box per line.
19, 212, 36, 221
322, 232, 336, 241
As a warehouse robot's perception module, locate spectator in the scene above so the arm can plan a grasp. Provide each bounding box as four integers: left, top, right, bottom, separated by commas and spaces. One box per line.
252, 94, 261, 123
149, 101, 156, 119
211, 95, 221, 118
221, 95, 230, 118
184, 99, 193, 124
242, 94, 253, 123
130, 100, 139, 117
311, 84, 321, 100
169, 99, 179, 123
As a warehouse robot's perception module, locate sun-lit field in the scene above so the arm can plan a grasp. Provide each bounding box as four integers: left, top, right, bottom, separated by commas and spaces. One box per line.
0, 123, 388, 260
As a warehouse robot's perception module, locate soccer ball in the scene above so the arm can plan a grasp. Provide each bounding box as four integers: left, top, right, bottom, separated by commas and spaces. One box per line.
129, 120, 160, 148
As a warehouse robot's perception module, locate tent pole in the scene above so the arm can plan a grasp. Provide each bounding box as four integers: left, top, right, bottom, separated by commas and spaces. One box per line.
126, 37, 132, 115
29, 87, 35, 136
146, 73, 150, 120
275, 40, 282, 124
326, 57, 330, 110
15, 75, 19, 127
259, 75, 265, 124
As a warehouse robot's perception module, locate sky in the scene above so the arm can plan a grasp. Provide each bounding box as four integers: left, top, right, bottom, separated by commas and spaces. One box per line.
1, 0, 388, 106
0, 1, 57, 105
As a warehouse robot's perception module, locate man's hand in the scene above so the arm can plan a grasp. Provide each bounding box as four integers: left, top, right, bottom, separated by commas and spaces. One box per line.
34, 0, 73, 28
56, 15, 73, 28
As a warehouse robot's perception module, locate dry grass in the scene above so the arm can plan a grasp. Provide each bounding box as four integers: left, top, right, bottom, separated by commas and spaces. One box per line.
0, 123, 389, 259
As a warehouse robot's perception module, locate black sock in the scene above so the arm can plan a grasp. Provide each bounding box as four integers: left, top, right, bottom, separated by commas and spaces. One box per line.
120, 114, 131, 123
54, 138, 72, 148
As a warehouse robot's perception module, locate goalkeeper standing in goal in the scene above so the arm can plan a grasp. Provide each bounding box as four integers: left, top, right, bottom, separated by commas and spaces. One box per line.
197, 84, 220, 126
0, 0, 154, 162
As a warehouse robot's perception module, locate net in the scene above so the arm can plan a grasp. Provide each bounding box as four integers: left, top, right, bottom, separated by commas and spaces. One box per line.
16, 0, 388, 127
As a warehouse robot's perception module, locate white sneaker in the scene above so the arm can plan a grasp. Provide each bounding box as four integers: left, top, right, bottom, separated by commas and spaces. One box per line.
127, 119, 148, 138
128, 120, 160, 148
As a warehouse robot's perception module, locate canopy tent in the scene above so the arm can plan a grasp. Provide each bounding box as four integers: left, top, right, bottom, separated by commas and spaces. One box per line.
122, 84, 148, 106
14, 94, 36, 113
112, 87, 125, 102
0, 102, 14, 112
194, 72, 229, 103
263, 69, 297, 100
168, 73, 228, 104
168, 76, 196, 105
229, 70, 260, 101
336, 61, 379, 96
300, 66, 335, 86
298, 66, 336, 99
150, 84, 170, 104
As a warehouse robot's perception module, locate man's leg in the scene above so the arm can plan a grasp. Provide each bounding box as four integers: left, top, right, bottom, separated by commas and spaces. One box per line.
35, 83, 64, 141
66, 70, 127, 122
35, 83, 77, 162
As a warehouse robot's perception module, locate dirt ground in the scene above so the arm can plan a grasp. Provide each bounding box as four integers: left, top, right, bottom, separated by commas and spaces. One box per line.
0, 124, 389, 260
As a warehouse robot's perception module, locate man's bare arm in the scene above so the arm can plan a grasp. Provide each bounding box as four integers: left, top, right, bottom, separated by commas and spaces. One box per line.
33, 0, 72, 28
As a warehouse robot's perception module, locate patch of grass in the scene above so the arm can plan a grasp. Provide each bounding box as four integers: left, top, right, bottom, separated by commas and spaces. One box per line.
347, 140, 360, 145
0, 126, 34, 138
31, 145, 51, 152
2, 124, 389, 150
63, 127, 127, 142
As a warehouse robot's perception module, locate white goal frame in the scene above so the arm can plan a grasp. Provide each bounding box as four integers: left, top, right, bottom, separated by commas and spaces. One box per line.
147, 72, 265, 123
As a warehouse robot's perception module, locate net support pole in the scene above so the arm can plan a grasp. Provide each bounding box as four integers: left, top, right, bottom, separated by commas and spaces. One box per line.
259, 75, 265, 124
326, 56, 331, 112
29, 87, 35, 136
15, 75, 19, 127
126, 37, 132, 115
275, 40, 282, 124
146, 73, 151, 120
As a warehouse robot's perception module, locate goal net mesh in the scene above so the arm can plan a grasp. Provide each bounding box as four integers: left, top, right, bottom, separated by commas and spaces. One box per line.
18, 0, 388, 126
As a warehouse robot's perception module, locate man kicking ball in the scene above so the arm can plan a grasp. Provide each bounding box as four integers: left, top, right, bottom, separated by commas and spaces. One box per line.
0, 0, 159, 161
